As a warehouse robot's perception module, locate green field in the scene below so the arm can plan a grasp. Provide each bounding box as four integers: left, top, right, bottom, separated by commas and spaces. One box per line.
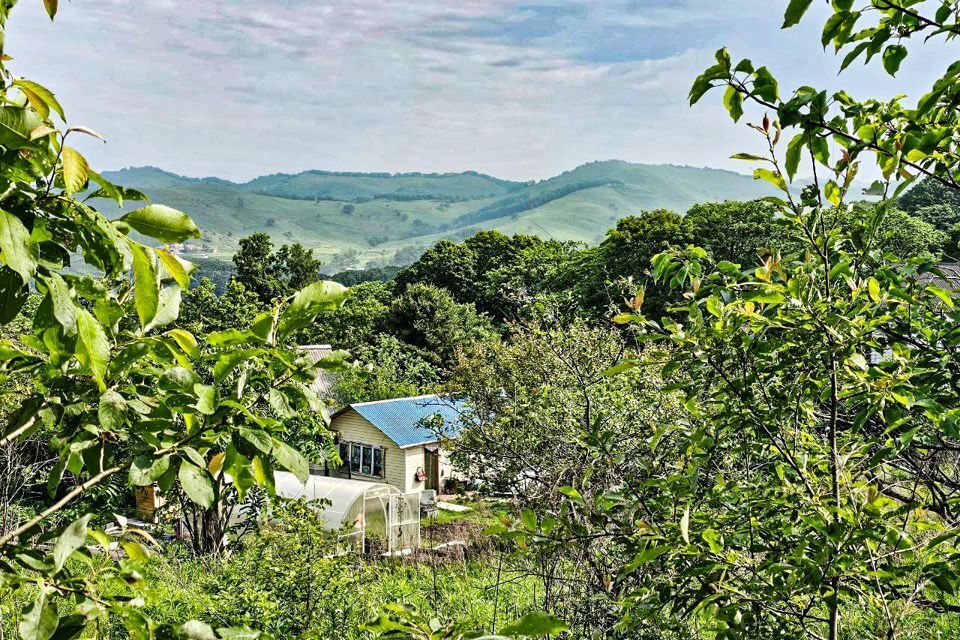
97, 160, 776, 268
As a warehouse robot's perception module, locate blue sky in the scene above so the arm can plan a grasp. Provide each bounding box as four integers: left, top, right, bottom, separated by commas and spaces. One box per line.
9, 1, 949, 182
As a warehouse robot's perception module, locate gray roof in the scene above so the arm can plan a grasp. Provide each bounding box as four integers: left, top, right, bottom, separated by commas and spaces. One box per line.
917, 263, 960, 291
334, 394, 466, 448
299, 345, 339, 401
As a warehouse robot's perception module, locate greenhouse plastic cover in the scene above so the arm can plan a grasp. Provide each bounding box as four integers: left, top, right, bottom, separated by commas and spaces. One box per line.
274, 471, 399, 530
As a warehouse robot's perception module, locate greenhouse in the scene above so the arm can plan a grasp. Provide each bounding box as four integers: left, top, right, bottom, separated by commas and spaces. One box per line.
273, 472, 421, 553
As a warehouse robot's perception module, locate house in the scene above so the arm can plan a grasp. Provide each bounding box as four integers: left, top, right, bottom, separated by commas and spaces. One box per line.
299, 344, 341, 406
326, 394, 465, 494
917, 262, 960, 290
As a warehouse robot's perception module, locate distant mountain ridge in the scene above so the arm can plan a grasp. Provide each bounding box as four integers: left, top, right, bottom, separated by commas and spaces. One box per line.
97, 160, 776, 269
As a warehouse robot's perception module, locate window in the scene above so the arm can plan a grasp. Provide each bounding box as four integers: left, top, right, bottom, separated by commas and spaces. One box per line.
341, 441, 385, 479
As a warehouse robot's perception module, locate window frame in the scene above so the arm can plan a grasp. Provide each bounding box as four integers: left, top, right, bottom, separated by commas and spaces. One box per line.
339, 440, 386, 479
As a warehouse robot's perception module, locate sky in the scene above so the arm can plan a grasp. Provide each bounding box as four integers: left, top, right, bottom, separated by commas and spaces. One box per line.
9, 1, 951, 183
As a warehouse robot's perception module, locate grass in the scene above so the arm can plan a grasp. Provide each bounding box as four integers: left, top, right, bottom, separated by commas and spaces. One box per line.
96, 161, 775, 267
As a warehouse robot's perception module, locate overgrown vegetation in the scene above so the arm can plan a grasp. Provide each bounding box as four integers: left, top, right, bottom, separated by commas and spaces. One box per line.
9, 1, 960, 640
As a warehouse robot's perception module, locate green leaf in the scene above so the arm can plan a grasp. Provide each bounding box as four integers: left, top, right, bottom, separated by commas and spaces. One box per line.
160, 366, 200, 392
868, 277, 881, 303
782, 0, 814, 28
927, 285, 955, 309
239, 427, 273, 454
702, 528, 724, 554
753, 67, 779, 102
19, 595, 58, 640
166, 329, 200, 359
129, 454, 171, 487
680, 506, 690, 544
130, 242, 159, 329
193, 384, 219, 415
821, 11, 847, 47
206, 329, 260, 348
60, 147, 88, 195
730, 153, 766, 162
744, 290, 786, 304
178, 462, 214, 509
753, 168, 788, 193
498, 612, 568, 638
0, 208, 37, 284
143, 286, 182, 333
122, 541, 151, 563
882, 44, 907, 76
278, 281, 349, 338
156, 248, 192, 289
0, 106, 44, 149
250, 309, 278, 344
216, 628, 263, 640
267, 387, 294, 418
0, 265, 29, 323
119, 205, 200, 244
811, 135, 830, 166
722, 85, 743, 122
213, 349, 261, 383
785, 133, 805, 181
43, 0, 57, 19
75, 308, 110, 391
602, 360, 638, 377
42, 273, 77, 334
98, 389, 126, 432
272, 440, 309, 483
558, 486, 585, 504
840, 41, 869, 72
52, 514, 91, 572
824, 180, 841, 206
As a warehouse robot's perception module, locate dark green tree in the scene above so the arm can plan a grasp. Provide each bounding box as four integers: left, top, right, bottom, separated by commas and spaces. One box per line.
233, 233, 323, 304
685, 200, 788, 264
385, 284, 492, 370
556, 209, 692, 318
899, 177, 960, 218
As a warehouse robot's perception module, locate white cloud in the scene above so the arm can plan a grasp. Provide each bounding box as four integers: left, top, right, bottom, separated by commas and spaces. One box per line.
5, 0, 949, 183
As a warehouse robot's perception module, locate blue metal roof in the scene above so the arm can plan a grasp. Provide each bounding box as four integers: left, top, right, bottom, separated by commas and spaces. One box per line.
347, 395, 466, 448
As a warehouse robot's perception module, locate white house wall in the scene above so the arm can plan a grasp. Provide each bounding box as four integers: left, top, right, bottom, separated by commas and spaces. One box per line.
404, 447, 426, 494
331, 408, 408, 492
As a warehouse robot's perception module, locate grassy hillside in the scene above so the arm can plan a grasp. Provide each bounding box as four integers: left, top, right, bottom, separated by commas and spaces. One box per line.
242, 170, 523, 202
97, 160, 775, 269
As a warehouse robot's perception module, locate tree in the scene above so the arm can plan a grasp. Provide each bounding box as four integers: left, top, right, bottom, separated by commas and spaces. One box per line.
900, 177, 960, 219
685, 200, 788, 265
557, 210, 692, 318
331, 335, 438, 405
841, 202, 946, 260
273, 242, 324, 291
531, 3, 960, 636
385, 284, 492, 371
234, 233, 282, 303
233, 233, 323, 304
177, 277, 264, 334
396, 231, 570, 321
395, 239, 476, 303
298, 280, 393, 352
0, 4, 347, 637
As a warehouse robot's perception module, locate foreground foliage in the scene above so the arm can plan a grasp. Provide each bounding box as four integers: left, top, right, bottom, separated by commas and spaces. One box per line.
0, 2, 347, 637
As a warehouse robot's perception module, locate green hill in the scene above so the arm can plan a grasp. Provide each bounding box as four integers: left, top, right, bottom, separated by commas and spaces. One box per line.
97, 160, 775, 269
242, 170, 523, 202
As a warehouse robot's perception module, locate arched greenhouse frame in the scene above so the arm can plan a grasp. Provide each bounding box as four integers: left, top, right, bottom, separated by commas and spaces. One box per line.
274, 472, 421, 553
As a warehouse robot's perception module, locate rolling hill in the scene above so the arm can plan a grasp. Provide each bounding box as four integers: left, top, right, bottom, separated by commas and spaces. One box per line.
96, 160, 776, 270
